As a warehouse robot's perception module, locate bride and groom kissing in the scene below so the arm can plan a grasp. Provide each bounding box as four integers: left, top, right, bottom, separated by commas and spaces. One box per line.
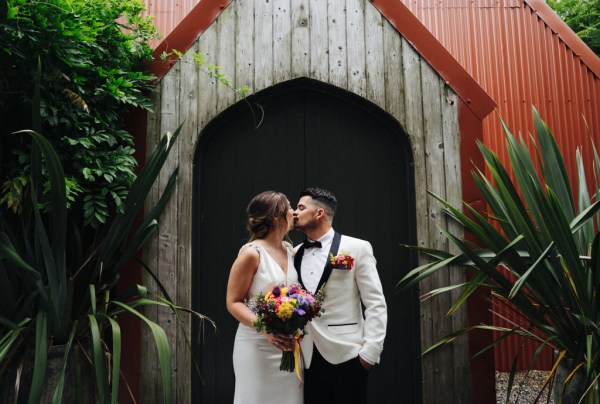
226, 187, 387, 404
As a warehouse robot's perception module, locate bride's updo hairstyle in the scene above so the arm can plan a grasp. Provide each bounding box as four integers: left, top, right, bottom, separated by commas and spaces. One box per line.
246, 191, 289, 241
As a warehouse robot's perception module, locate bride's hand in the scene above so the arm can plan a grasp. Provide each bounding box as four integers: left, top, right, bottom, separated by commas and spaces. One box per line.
265, 332, 294, 351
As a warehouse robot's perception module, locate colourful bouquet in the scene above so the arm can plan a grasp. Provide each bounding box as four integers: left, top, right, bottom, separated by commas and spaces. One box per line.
329, 251, 355, 270
249, 283, 324, 374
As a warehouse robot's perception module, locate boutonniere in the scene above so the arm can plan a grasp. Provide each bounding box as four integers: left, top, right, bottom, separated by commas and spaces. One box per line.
329, 251, 355, 270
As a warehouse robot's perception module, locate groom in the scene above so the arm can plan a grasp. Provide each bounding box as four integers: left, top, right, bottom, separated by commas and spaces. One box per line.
293, 187, 387, 403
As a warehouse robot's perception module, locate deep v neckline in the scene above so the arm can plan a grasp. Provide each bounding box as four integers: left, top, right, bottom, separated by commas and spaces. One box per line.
257, 243, 290, 277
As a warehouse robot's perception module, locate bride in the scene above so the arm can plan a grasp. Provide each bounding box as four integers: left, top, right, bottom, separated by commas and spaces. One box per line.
226, 191, 302, 404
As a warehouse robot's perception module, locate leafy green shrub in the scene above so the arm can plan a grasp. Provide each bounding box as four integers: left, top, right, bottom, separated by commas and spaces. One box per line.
548, 0, 600, 56
0, 0, 157, 228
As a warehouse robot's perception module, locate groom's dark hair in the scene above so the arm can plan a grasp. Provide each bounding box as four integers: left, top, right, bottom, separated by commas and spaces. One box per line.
299, 187, 338, 218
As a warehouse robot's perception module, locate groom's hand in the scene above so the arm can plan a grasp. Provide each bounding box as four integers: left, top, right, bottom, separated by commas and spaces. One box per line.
359, 356, 372, 370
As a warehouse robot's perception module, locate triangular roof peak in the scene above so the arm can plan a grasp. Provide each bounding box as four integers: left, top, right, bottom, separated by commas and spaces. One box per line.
149, 0, 495, 120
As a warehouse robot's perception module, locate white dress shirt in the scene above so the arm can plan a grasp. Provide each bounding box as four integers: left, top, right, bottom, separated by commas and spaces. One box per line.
301, 228, 335, 294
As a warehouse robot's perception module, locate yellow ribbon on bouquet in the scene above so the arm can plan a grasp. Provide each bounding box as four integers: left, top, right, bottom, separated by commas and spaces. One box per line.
293, 333, 303, 383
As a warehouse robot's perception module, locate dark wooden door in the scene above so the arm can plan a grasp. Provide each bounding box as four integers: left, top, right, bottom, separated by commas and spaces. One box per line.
193, 78, 421, 403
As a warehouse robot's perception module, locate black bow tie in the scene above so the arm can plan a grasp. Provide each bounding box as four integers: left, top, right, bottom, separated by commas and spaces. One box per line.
303, 240, 322, 249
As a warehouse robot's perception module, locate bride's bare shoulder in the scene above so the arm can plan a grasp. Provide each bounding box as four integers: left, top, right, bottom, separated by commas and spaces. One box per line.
238, 243, 261, 260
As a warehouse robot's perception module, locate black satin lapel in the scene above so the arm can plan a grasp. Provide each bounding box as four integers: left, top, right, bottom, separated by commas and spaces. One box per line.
294, 245, 306, 289
315, 232, 342, 292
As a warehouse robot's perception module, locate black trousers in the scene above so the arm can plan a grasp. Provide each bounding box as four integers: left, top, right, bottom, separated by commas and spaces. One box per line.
304, 348, 369, 404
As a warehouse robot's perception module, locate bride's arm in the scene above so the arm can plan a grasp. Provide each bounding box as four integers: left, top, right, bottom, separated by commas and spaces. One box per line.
226, 246, 294, 351
226, 246, 260, 328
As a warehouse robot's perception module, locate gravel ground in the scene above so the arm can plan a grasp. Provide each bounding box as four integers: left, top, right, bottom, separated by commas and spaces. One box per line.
496, 371, 554, 403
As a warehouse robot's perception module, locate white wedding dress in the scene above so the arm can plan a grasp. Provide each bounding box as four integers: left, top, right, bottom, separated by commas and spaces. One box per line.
232, 242, 303, 404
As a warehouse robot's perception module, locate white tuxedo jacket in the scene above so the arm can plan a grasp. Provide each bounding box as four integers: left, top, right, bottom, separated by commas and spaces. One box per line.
294, 232, 387, 368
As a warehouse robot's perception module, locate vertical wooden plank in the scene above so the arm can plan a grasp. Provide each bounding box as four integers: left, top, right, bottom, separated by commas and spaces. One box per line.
327, 0, 347, 88
141, 80, 162, 404
274, 0, 292, 82
365, 2, 385, 109
309, 0, 328, 81
421, 61, 452, 404
195, 23, 219, 393
158, 64, 181, 404
402, 40, 435, 404
141, 63, 181, 403
291, 0, 310, 78
442, 85, 471, 404
192, 34, 218, 398
194, 36, 219, 398
383, 22, 405, 127
346, 0, 366, 97
174, 44, 200, 404
236, 0, 255, 100
216, 3, 237, 112
198, 23, 219, 131
254, 0, 274, 91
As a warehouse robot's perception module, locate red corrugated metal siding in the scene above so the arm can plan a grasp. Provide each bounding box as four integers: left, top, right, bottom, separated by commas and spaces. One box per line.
401, 0, 600, 371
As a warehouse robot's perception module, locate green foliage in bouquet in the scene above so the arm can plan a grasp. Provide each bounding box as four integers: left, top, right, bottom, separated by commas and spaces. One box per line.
399, 108, 600, 402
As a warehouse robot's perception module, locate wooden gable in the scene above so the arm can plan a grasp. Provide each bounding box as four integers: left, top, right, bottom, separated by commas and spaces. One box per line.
140, 1, 495, 402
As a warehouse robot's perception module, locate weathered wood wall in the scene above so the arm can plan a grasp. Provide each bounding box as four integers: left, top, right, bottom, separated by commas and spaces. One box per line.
143, 0, 470, 402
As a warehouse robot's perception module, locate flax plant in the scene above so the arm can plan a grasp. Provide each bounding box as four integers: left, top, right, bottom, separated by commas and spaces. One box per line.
0, 124, 188, 404
399, 108, 600, 403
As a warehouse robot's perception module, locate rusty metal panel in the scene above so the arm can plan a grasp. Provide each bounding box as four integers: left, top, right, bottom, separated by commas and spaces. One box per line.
401, 0, 600, 371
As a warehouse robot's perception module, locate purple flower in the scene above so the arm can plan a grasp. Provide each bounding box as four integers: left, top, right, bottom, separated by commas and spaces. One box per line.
294, 308, 306, 315
297, 295, 310, 307
272, 286, 281, 297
